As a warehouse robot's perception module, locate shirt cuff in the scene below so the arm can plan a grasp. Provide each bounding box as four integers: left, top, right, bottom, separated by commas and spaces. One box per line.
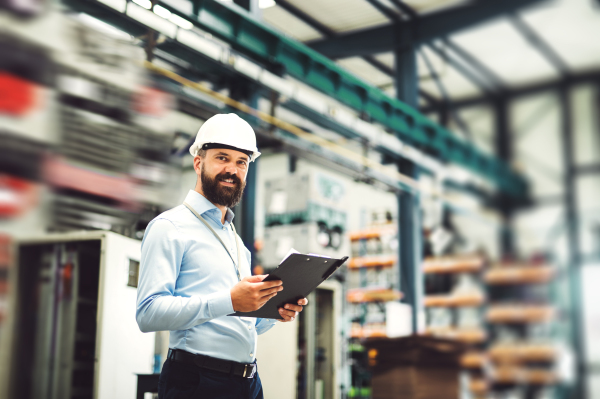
206, 290, 235, 318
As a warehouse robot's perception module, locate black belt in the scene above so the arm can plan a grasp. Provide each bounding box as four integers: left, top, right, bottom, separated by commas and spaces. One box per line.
168, 349, 257, 379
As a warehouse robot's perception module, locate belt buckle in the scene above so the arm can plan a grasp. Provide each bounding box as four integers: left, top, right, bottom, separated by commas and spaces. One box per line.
243, 363, 256, 378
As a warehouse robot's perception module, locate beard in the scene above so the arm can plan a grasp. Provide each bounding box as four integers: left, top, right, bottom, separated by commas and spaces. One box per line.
201, 163, 246, 208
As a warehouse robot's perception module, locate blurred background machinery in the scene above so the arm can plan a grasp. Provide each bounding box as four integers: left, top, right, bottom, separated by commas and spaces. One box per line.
7, 231, 155, 399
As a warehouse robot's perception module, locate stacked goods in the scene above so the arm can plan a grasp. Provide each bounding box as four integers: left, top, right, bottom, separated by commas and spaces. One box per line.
484, 260, 560, 395
422, 254, 489, 397
365, 336, 467, 399
346, 212, 401, 398
347, 222, 401, 340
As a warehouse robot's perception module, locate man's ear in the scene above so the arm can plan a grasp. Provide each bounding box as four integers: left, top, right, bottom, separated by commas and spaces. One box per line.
193, 155, 202, 174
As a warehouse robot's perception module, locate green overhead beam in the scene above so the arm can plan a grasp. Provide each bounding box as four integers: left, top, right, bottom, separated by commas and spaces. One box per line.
66, 0, 529, 198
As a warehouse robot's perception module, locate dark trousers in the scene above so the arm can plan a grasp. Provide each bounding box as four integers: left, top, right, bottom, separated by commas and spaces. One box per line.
158, 357, 264, 399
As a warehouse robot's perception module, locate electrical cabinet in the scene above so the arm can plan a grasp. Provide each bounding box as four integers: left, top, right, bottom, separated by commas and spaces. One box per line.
6, 231, 155, 399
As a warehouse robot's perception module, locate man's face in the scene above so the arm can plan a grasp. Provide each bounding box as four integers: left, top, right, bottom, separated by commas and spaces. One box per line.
197, 148, 249, 208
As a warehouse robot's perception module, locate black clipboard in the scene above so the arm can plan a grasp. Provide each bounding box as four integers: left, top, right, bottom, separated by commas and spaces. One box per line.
229, 253, 348, 320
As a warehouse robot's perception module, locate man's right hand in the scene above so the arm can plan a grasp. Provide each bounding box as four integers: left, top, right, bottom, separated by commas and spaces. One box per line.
230, 275, 283, 312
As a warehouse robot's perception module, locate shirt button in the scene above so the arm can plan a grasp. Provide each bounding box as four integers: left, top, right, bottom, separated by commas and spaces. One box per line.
250, 353, 253, 357
248, 324, 252, 330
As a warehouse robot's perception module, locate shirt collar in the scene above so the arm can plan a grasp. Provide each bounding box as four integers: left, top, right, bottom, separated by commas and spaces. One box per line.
184, 190, 235, 224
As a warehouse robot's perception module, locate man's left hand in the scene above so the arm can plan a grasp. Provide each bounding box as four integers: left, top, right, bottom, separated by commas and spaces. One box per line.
278, 298, 308, 322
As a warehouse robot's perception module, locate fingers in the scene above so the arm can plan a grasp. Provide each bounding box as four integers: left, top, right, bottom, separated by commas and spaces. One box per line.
278, 307, 298, 322
244, 275, 267, 283
258, 285, 283, 299
298, 298, 308, 306
257, 292, 277, 307
282, 303, 303, 312
257, 280, 283, 290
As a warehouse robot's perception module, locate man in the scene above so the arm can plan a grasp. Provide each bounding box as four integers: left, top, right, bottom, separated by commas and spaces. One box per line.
136, 113, 307, 399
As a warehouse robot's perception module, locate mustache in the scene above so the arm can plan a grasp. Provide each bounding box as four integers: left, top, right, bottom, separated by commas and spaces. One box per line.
216, 173, 241, 185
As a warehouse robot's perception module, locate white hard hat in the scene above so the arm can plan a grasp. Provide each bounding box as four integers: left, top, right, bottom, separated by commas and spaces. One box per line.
189, 113, 261, 162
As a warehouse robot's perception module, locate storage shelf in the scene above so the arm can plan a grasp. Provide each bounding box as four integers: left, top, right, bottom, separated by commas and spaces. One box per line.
485, 266, 555, 285
346, 288, 403, 303
423, 255, 484, 274
492, 367, 557, 385
487, 305, 555, 323
423, 327, 487, 344
489, 344, 556, 364
349, 328, 387, 339
348, 255, 396, 269
424, 293, 485, 308
349, 227, 396, 241
460, 351, 487, 369
469, 377, 489, 395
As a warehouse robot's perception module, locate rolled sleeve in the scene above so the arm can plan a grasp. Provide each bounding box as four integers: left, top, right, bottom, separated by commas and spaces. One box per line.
256, 318, 277, 335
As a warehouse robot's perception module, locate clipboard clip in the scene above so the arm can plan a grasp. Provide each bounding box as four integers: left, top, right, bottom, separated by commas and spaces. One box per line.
321, 256, 349, 280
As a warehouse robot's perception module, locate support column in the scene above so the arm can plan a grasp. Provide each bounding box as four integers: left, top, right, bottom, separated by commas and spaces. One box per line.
559, 84, 587, 399
394, 45, 418, 109
395, 43, 422, 334
240, 156, 257, 270
494, 98, 515, 257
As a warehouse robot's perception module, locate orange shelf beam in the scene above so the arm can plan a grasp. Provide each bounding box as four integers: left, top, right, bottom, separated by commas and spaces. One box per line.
485, 266, 555, 285
422, 327, 487, 344
492, 367, 557, 385
460, 351, 488, 369
348, 255, 396, 269
349, 328, 387, 339
349, 227, 396, 241
489, 344, 556, 364
347, 289, 403, 303
487, 305, 555, 323
423, 256, 484, 274
424, 293, 485, 308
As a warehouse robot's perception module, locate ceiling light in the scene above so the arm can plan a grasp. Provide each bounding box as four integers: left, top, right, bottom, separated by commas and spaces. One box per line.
153, 4, 171, 19
259, 0, 276, 9
131, 0, 151, 10
169, 13, 193, 29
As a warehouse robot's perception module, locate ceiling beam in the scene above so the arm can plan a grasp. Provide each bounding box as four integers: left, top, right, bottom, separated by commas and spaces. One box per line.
388, 0, 417, 19
306, 0, 546, 58
441, 37, 507, 90
274, 0, 439, 106
361, 55, 439, 105
364, 0, 401, 22
508, 14, 570, 77
420, 70, 600, 112
273, 0, 336, 37
367, 0, 507, 99
427, 42, 498, 96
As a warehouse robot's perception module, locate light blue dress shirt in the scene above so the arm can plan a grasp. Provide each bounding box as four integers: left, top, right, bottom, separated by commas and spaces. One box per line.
136, 189, 276, 364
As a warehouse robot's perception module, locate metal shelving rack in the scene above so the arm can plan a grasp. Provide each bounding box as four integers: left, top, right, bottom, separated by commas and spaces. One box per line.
346, 220, 401, 399
484, 260, 561, 398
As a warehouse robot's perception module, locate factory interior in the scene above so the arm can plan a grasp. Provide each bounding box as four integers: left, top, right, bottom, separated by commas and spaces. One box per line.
1, 0, 600, 398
